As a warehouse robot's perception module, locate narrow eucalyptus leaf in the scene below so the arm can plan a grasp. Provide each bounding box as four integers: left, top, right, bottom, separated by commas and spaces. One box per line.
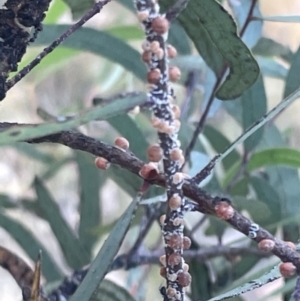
34, 25, 146, 80
76, 152, 101, 253
0, 93, 146, 145
207, 266, 281, 301
34, 178, 90, 269
0, 212, 62, 282
284, 47, 300, 98
248, 148, 300, 171
69, 193, 142, 301
242, 75, 267, 151
90, 279, 137, 301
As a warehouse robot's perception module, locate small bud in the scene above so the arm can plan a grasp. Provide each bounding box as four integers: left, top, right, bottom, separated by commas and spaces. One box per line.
141, 40, 150, 51
168, 233, 183, 249
169, 195, 182, 210
172, 105, 181, 118
169, 66, 181, 82
167, 44, 177, 58
151, 16, 169, 35
183, 263, 189, 272
151, 116, 163, 128
155, 48, 164, 60
95, 157, 110, 170
170, 148, 182, 161
147, 144, 163, 162
159, 255, 166, 266
147, 69, 161, 84
279, 262, 296, 278
150, 41, 160, 53
139, 163, 159, 179
137, 10, 149, 22
173, 172, 184, 185
215, 201, 234, 220
159, 214, 166, 225
258, 239, 275, 252
166, 287, 176, 298
177, 271, 192, 287
183, 236, 191, 250
173, 119, 181, 131
168, 253, 181, 266
114, 137, 129, 150
285, 241, 296, 250
141, 50, 151, 63
160, 266, 166, 278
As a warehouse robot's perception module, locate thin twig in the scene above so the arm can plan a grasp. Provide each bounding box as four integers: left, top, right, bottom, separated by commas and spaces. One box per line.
192, 85, 300, 184
5, 0, 112, 92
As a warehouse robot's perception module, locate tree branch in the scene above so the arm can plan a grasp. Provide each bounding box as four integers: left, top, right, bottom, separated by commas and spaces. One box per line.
0, 122, 299, 272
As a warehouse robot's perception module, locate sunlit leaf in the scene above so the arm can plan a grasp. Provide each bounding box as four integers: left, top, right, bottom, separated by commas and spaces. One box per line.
248, 148, 300, 171
62, 0, 94, 19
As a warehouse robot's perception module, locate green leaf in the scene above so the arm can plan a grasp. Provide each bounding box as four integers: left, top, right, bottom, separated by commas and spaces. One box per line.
0, 194, 16, 208
256, 57, 288, 79
252, 38, 293, 62
106, 25, 144, 40
76, 151, 101, 253
242, 75, 267, 151
247, 176, 281, 228
168, 21, 191, 55
284, 47, 300, 98
90, 279, 137, 301
0, 93, 146, 145
33, 25, 147, 80
248, 148, 300, 171
34, 178, 90, 269
161, 0, 260, 100
207, 265, 281, 301
107, 114, 149, 161
62, 0, 94, 19
69, 193, 142, 301
257, 125, 300, 240
107, 165, 142, 197
0, 212, 62, 281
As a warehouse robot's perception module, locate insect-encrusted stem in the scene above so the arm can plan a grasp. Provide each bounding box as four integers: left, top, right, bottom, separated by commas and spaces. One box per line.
133, 0, 192, 299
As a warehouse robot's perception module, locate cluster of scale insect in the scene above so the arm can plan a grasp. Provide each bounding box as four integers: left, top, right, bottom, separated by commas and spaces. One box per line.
0, 0, 51, 100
